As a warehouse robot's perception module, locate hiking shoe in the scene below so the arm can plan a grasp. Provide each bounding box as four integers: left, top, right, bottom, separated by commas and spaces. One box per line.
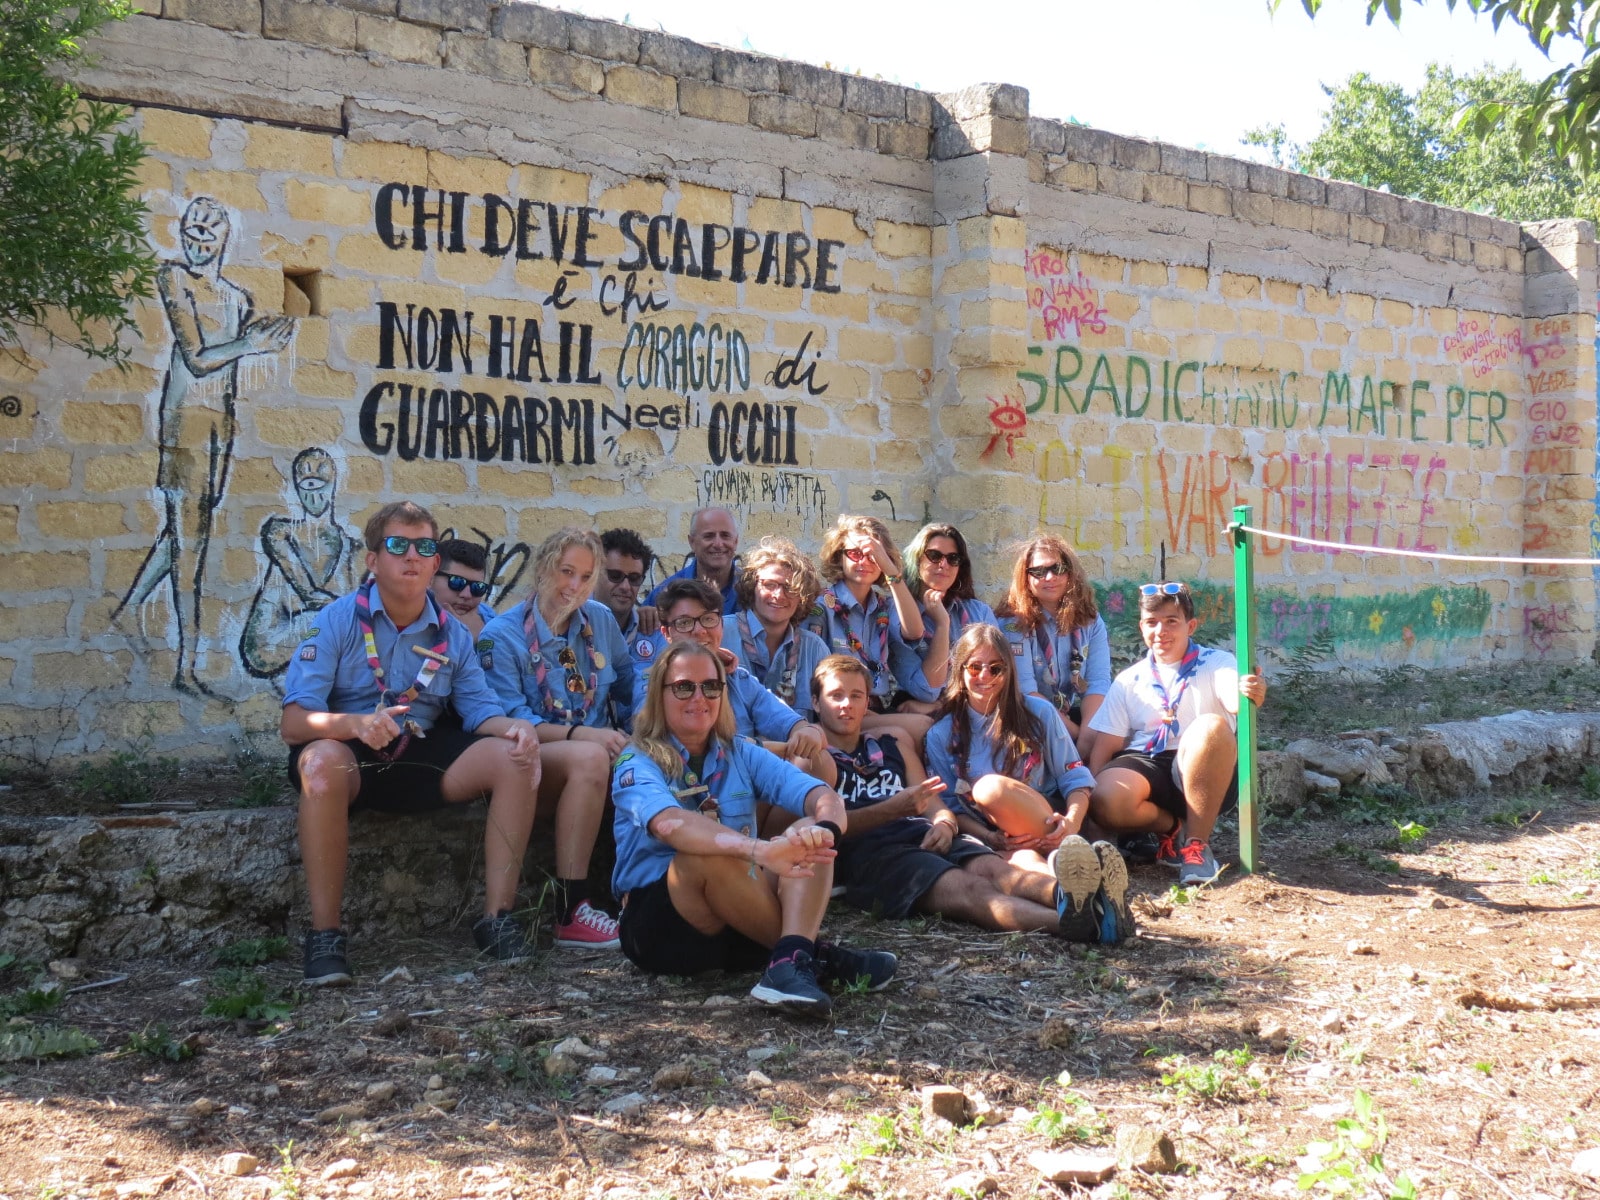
816, 941, 897, 993
750, 950, 832, 1016
472, 909, 533, 964
1175, 838, 1223, 886
1092, 841, 1137, 945
1155, 827, 1184, 868
554, 901, 621, 949
1049, 835, 1103, 943
1116, 832, 1162, 866
303, 928, 351, 987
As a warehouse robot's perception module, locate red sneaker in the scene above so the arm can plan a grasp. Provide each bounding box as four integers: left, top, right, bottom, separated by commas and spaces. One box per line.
1155, 827, 1182, 868
554, 901, 621, 949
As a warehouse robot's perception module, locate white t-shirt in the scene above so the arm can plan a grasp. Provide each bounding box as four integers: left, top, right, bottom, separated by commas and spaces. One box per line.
1088, 643, 1239, 754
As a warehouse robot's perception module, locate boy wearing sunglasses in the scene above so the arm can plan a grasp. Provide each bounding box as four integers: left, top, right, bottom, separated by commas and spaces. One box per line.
281, 502, 543, 986
1085, 582, 1267, 886
429, 539, 497, 637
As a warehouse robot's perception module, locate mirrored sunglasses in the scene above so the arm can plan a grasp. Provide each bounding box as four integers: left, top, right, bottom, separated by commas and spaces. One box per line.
1139, 582, 1187, 597
382, 535, 439, 558
963, 661, 1007, 679
443, 574, 490, 598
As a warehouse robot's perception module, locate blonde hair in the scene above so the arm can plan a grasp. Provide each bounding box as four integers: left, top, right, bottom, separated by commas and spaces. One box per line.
994, 533, 1098, 635
529, 526, 602, 622
818, 515, 902, 585
735, 535, 823, 620
629, 641, 738, 780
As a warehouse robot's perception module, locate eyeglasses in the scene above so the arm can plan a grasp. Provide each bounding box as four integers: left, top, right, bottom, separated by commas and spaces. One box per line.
923, 549, 963, 567
666, 679, 726, 700
1026, 563, 1069, 580
1139, 582, 1188, 597
667, 612, 723, 635
963, 661, 1007, 679
756, 577, 797, 595
443, 574, 490, 598
605, 568, 645, 588
841, 547, 874, 563
381, 535, 439, 558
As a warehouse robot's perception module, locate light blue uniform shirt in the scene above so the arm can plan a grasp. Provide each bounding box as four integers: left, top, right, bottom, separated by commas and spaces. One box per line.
628, 632, 807, 741
479, 599, 633, 728
925, 694, 1094, 821
803, 582, 916, 700
476, 601, 498, 626
1000, 614, 1112, 713
610, 737, 823, 895
282, 587, 505, 733
645, 556, 740, 613
893, 597, 1003, 703
724, 609, 831, 721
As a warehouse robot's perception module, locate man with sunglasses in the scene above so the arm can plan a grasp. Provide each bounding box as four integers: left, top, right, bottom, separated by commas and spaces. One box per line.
1085, 581, 1267, 886
429, 539, 497, 638
645, 507, 742, 614
282, 502, 543, 986
595, 528, 662, 652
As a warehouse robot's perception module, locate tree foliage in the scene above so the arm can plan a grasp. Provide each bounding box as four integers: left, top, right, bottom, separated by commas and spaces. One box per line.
1274, 0, 1600, 174
1246, 63, 1600, 223
0, 0, 155, 363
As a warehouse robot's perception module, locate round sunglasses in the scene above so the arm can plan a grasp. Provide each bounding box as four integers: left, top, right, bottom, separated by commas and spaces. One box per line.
443, 574, 491, 598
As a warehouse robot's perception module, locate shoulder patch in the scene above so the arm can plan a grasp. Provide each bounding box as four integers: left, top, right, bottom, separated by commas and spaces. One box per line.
1010, 641, 1024, 655
615, 749, 634, 764
476, 637, 494, 652
478, 651, 494, 671
635, 638, 654, 659
617, 768, 635, 789
298, 645, 317, 662
307, 627, 319, 638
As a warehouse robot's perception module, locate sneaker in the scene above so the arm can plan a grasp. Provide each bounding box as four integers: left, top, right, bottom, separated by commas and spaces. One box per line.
472, 909, 533, 964
816, 941, 897, 992
1049, 835, 1103, 943
1175, 837, 1223, 886
1116, 832, 1161, 865
303, 928, 351, 987
830, 884, 847, 899
750, 950, 832, 1016
1092, 841, 1137, 945
1155, 827, 1184, 868
554, 901, 621, 949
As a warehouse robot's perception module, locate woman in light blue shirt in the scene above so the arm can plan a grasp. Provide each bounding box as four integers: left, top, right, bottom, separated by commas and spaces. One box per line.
894, 522, 1003, 711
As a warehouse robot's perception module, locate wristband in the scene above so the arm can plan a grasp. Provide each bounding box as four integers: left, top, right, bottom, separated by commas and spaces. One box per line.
816, 819, 843, 841
564, 725, 574, 740
883, 573, 902, 585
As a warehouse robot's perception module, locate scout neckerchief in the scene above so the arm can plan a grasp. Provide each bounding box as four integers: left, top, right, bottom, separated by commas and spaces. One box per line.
826, 732, 884, 776
524, 601, 605, 726
675, 737, 730, 821
957, 705, 1041, 789
1147, 643, 1202, 752
1034, 614, 1089, 714
740, 609, 799, 707
817, 587, 890, 685
354, 579, 451, 761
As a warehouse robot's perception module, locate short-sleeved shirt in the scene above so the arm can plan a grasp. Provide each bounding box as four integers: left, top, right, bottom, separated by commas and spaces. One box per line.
925, 694, 1094, 820
282, 587, 505, 733
724, 609, 831, 721
895, 597, 1002, 703
1088, 643, 1238, 754
479, 599, 633, 728
1000, 613, 1112, 714
803, 582, 916, 700
476, 601, 498, 626
627, 633, 805, 742
645, 556, 740, 613
610, 737, 823, 895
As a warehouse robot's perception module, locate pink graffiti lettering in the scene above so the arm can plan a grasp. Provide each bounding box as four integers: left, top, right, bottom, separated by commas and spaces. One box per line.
1028, 271, 1108, 339
1529, 369, 1575, 396
1524, 603, 1579, 656
1520, 336, 1567, 368
1442, 318, 1523, 379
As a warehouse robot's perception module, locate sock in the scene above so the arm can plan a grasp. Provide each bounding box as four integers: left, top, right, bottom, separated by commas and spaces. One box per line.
555, 878, 588, 921
769, 934, 815, 966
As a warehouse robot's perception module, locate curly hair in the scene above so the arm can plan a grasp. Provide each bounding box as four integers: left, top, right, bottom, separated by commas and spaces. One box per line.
629, 641, 738, 781
529, 526, 602, 621
994, 533, 1098, 635
818, 515, 902, 586
903, 522, 976, 603
600, 527, 655, 571
734, 536, 823, 621
931, 624, 1043, 781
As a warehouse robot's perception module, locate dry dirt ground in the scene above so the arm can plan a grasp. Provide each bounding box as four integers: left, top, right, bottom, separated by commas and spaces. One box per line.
4, 777, 1600, 1200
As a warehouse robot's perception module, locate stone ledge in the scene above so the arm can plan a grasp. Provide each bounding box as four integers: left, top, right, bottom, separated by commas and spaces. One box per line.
1407, 710, 1600, 799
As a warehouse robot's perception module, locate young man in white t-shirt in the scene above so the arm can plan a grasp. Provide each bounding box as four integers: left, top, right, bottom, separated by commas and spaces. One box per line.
1086, 582, 1267, 885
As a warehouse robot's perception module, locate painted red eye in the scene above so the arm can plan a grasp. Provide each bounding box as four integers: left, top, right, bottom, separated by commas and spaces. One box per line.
988, 397, 1026, 431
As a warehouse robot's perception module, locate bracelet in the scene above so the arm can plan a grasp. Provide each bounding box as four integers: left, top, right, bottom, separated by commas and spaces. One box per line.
883, 573, 902, 585
564, 725, 574, 740
816, 819, 843, 841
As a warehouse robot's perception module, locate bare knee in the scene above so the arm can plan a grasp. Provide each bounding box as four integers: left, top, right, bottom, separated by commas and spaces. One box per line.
970, 774, 1008, 806
297, 741, 357, 806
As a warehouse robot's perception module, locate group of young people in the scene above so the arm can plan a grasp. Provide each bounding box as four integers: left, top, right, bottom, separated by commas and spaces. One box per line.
281, 503, 1265, 1018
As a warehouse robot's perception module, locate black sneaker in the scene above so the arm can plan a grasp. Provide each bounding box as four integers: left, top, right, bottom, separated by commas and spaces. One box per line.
816, 942, 897, 993
750, 950, 832, 1016
1049, 835, 1103, 944
472, 910, 533, 964
1092, 841, 1137, 945
1116, 832, 1162, 865
303, 928, 352, 987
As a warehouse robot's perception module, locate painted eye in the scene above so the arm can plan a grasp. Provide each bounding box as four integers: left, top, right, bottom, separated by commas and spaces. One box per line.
987, 397, 1026, 432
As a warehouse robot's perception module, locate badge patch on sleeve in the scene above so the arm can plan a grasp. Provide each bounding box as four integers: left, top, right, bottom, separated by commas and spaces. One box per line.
1010, 642, 1024, 656
617, 769, 635, 788
298, 645, 317, 661
476, 637, 494, 670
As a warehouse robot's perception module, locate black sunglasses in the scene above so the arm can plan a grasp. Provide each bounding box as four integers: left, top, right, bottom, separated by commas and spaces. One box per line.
605, 568, 645, 587
381, 535, 439, 558
667, 679, 726, 700
443, 574, 491, 598
923, 549, 963, 567
1026, 563, 1069, 580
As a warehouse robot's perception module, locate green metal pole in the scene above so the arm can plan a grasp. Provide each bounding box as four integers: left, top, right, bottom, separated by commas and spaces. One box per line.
1230, 504, 1260, 874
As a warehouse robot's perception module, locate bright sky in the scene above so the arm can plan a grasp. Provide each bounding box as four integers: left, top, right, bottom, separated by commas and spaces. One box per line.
550, 0, 1581, 160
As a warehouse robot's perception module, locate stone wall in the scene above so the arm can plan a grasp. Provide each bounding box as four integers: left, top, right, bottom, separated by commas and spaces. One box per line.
0, 0, 1593, 759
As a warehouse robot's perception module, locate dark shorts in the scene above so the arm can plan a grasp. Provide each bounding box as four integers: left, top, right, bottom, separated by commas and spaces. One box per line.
835, 821, 995, 919
286, 727, 487, 814
1104, 750, 1239, 822
618, 874, 771, 976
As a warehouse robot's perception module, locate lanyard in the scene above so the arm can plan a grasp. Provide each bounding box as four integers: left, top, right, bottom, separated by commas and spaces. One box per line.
525, 603, 606, 726
739, 611, 799, 706
353, 580, 451, 760
1147, 645, 1201, 752
827, 733, 884, 775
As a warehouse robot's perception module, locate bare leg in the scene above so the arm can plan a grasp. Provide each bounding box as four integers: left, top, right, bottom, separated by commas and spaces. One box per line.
441, 737, 539, 916
533, 740, 610, 877
969, 773, 1055, 839
966, 851, 1057, 906
917, 860, 1059, 932
295, 741, 362, 929
1174, 714, 1236, 843
666, 853, 835, 945
1089, 766, 1175, 836
864, 711, 932, 744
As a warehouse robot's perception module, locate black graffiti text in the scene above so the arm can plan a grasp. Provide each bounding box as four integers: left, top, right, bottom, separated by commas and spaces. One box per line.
697, 467, 829, 522
359, 382, 597, 465
767, 330, 830, 396
598, 272, 670, 324
706, 401, 798, 466
376, 303, 604, 386
617, 321, 750, 395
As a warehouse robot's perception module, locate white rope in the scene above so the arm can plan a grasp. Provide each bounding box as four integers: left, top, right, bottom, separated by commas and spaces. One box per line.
1232, 523, 1600, 568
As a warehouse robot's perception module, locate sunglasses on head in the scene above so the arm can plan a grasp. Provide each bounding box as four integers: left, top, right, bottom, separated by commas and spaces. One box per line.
605, 568, 645, 587
1139, 582, 1187, 597
963, 661, 1007, 679
1026, 562, 1069, 580
667, 678, 726, 700
443, 574, 490, 598
381, 535, 439, 558
668, 612, 723, 635
923, 549, 963, 567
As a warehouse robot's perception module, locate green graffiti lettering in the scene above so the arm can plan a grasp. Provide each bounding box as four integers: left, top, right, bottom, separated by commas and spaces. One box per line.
1123, 355, 1151, 418
1054, 345, 1084, 414
1085, 353, 1120, 416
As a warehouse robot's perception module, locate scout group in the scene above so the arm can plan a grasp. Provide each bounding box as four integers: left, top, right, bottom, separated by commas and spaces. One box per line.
284, 502, 1266, 1017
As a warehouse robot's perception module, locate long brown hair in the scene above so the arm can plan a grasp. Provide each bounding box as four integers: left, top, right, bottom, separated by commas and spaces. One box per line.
932, 624, 1043, 780
818, 515, 902, 586
994, 534, 1098, 635
629, 641, 738, 780
904, 522, 976, 603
